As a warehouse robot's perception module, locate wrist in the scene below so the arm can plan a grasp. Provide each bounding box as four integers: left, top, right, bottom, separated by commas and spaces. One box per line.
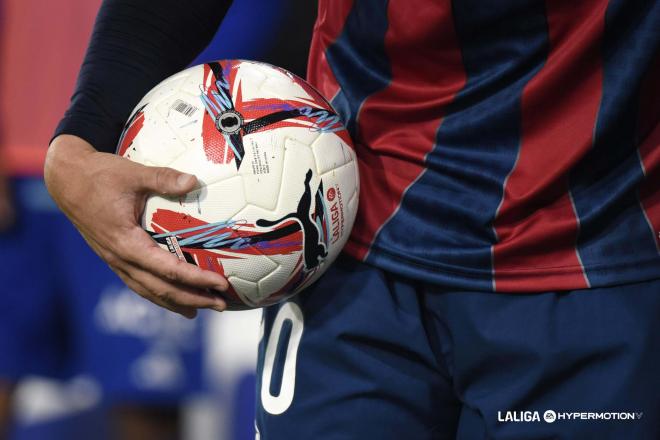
44, 134, 97, 195
45, 133, 95, 173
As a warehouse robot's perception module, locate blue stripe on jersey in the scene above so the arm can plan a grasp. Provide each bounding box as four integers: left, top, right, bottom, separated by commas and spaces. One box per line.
325, 0, 391, 138
367, 0, 549, 290
570, 0, 660, 286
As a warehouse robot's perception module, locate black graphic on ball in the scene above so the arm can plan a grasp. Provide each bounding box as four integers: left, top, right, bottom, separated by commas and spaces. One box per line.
256, 169, 328, 270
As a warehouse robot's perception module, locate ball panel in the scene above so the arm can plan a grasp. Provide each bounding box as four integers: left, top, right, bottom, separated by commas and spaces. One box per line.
178, 64, 208, 97
256, 253, 302, 298
281, 128, 323, 154
311, 132, 354, 175
257, 76, 317, 108
275, 138, 318, 214
238, 131, 285, 211
228, 204, 303, 291
221, 253, 278, 284
230, 62, 268, 101
226, 277, 259, 307
164, 139, 238, 186
142, 176, 247, 233
135, 112, 187, 166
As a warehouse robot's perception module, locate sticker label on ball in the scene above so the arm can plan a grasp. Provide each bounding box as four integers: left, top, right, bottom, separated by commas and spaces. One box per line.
165, 236, 186, 261
171, 99, 198, 117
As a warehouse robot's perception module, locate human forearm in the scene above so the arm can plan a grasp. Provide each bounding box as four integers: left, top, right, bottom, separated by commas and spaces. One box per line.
54, 0, 231, 153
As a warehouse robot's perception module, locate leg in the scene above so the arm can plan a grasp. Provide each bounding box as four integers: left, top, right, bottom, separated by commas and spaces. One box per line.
426, 278, 660, 439
256, 255, 461, 439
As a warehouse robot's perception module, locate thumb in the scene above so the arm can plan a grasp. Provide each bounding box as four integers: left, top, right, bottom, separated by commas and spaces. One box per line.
141, 166, 198, 196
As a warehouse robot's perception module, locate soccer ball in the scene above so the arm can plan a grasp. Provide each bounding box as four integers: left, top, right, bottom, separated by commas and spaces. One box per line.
117, 60, 359, 310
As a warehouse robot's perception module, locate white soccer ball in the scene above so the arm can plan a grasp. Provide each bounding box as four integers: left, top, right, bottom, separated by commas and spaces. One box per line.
117, 60, 359, 309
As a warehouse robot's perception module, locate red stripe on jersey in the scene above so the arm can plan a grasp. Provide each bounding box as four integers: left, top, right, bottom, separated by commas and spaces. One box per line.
344, 0, 466, 260
638, 53, 660, 252
492, 0, 608, 291
306, 0, 354, 98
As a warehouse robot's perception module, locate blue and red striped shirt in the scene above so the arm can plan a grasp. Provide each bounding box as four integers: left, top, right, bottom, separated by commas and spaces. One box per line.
307, 0, 660, 292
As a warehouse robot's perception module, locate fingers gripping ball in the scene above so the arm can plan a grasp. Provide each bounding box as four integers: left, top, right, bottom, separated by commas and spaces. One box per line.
117, 60, 359, 310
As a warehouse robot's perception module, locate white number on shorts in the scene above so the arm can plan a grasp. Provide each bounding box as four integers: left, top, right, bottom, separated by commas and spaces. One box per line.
260, 302, 304, 415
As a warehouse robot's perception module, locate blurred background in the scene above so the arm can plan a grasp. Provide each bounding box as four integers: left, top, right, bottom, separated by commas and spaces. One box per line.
0, 0, 316, 439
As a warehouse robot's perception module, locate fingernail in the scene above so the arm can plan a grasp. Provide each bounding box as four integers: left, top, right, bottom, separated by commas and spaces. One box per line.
215, 282, 229, 292
177, 173, 194, 188
212, 295, 226, 312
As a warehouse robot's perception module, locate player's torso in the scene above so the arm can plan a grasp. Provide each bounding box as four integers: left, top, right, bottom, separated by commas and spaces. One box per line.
307, 0, 660, 292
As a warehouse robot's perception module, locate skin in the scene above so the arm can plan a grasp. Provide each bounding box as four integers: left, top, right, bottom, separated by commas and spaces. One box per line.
45, 134, 229, 318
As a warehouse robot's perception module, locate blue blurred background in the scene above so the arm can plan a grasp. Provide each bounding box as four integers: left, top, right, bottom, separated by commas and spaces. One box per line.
0, 1, 316, 439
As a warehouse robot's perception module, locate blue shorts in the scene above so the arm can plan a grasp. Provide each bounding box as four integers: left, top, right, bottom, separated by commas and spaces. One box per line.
0, 178, 203, 404
256, 255, 660, 439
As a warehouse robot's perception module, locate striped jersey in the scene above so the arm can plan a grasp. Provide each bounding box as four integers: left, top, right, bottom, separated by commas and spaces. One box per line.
306, 0, 660, 292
